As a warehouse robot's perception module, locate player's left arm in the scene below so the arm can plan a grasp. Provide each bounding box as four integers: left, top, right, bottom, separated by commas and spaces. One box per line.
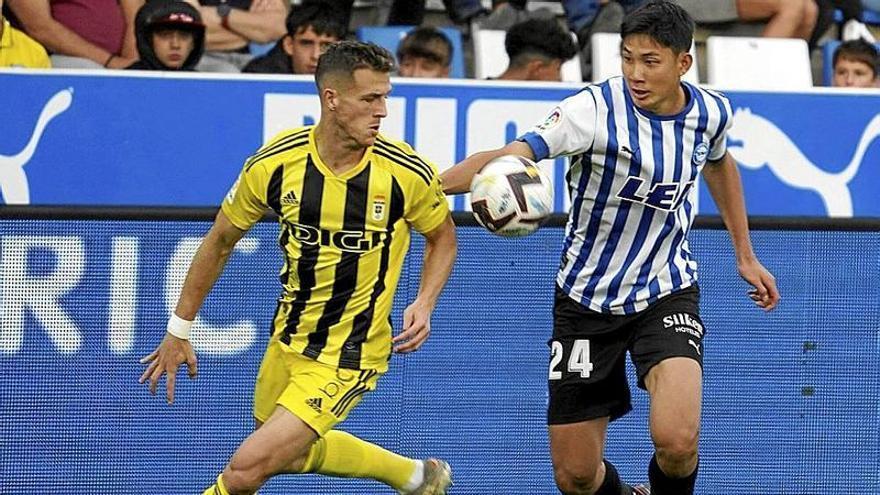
393, 214, 457, 354
702, 151, 780, 311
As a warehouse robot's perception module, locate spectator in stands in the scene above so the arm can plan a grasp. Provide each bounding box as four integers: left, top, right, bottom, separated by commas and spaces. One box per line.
672, 0, 818, 41
813, 0, 875, 43
482, 1, 644, 32
396, 27, 453, 78
563, 1, 646, 81
385, 0, 487, 26
322, 0, 486, 27
477, 0, 554, 31
832, 38, 878, 86
127, 0, 204, 71
5, 0, 142, 69
243, 0, 344, 75
184, 0, 287, 72
495, 18, 578, 81
0, 0, 51, 68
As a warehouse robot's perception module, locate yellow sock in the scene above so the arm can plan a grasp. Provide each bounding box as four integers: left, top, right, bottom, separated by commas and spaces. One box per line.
201, 474, 230, 495
300, 430, 420, 491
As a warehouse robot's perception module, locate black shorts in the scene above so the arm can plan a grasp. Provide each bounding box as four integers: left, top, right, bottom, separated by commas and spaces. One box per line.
547, 285, 705, 425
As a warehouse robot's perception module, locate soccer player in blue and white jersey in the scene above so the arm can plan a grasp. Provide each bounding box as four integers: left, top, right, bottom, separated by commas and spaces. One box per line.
441, 1, 780, 494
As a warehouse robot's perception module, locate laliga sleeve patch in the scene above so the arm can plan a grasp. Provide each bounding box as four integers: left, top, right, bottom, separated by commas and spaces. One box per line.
536, 107, 562, 131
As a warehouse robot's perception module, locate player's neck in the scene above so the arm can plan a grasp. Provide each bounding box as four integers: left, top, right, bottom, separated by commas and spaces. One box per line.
313, 121, 367, 174
496, 67, 528, 81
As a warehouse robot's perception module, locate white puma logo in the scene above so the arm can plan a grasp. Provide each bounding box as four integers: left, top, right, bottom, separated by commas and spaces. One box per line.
688, 339, 701, 356
0, 88, 74, 204
727, 108, 880, 217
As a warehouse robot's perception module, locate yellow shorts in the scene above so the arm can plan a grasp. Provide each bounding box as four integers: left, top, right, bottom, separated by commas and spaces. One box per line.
253, 336, 382, 436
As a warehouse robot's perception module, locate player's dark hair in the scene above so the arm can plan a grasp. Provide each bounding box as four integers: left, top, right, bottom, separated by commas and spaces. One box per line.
621, 0, 694, 54
286, 0, 346, 40
833, 39, 879, 77
315, 40, 395, 89
397, 27, 453, 67
505, 18, 577, 67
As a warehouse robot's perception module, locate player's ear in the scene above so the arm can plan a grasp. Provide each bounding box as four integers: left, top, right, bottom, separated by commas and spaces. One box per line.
282, 35, 294, 56
678, 51, 693, 77
323, 87, 339, 111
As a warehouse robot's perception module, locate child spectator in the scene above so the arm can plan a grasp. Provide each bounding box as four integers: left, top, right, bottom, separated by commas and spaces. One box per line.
397, 27, 453, 78
832, 38, 878, 86
128, 1, 204, 71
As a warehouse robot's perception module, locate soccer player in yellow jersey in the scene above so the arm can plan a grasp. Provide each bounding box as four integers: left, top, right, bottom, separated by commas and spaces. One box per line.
139, 41, 457, 495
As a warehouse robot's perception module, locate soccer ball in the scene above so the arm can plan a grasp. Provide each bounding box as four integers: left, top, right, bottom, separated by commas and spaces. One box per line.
470, 155, 553, 237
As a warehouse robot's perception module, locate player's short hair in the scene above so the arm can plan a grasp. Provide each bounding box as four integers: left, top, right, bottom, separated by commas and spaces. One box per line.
505, 18, 578, 67
397, 27, 453, 67
621, 0, 694, 54
286, 0, 346, 40
315, 40, 395, 89
833, 39, 879, 77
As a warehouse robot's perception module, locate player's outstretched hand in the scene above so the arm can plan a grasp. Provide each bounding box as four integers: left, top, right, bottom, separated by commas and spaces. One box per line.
738, 257, 780, 311
393, 300, 433, 354
138, 333, 198, 404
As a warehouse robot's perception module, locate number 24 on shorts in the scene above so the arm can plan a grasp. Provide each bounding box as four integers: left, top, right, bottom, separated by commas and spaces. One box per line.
549, 339, 593, 380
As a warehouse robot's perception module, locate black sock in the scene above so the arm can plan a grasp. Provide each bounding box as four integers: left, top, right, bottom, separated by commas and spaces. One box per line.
594, 460, 624, 495
648, 454, 698, 495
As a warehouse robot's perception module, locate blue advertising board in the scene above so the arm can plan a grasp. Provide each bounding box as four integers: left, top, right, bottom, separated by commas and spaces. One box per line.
1, 70, 879, 216
1, 218, 878, 493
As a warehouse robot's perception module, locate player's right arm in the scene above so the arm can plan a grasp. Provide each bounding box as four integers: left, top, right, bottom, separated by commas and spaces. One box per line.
440, 90, 597, 195
138, 211, 247, 403
139, 152, 271, 404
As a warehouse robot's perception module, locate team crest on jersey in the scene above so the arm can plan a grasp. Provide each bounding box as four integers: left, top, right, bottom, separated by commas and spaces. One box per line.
225, 178, 240, 204
372, 195, 386, 221
536, 107, 562, 131
692, 142, 710, 165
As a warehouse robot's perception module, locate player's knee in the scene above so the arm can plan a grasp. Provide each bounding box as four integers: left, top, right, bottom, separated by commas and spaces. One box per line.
553, 463, 602, 495
654, 425, 699, 464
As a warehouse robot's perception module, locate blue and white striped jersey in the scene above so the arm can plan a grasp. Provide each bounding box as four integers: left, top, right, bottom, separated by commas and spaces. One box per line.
520, 76, 733, 315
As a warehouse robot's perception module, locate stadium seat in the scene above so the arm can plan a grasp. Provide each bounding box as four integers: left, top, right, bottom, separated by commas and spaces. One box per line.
822, 40, 880, 86
355, 26, 466, 78
706, 36, 812, 89
590, 32, 699, 84
472, 28, 583, 82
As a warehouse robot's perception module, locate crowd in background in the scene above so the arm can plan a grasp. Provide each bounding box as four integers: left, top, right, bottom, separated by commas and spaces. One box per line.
1, 0, 878, 88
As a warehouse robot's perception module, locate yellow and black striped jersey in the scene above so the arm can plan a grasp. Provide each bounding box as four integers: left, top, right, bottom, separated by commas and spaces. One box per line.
221, 126, 449, 371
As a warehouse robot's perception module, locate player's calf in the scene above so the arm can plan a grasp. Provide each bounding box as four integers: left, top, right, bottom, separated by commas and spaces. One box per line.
648, 454, 698, 495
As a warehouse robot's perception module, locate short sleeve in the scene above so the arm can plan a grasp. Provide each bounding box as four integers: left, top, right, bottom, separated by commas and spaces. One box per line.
708, 94, 734, 162
406, 170, 450, 234
518, 89, 597, 161
220, 163, 268, 231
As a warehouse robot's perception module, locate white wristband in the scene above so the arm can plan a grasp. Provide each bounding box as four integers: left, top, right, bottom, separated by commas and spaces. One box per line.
166, 313, 193, 340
